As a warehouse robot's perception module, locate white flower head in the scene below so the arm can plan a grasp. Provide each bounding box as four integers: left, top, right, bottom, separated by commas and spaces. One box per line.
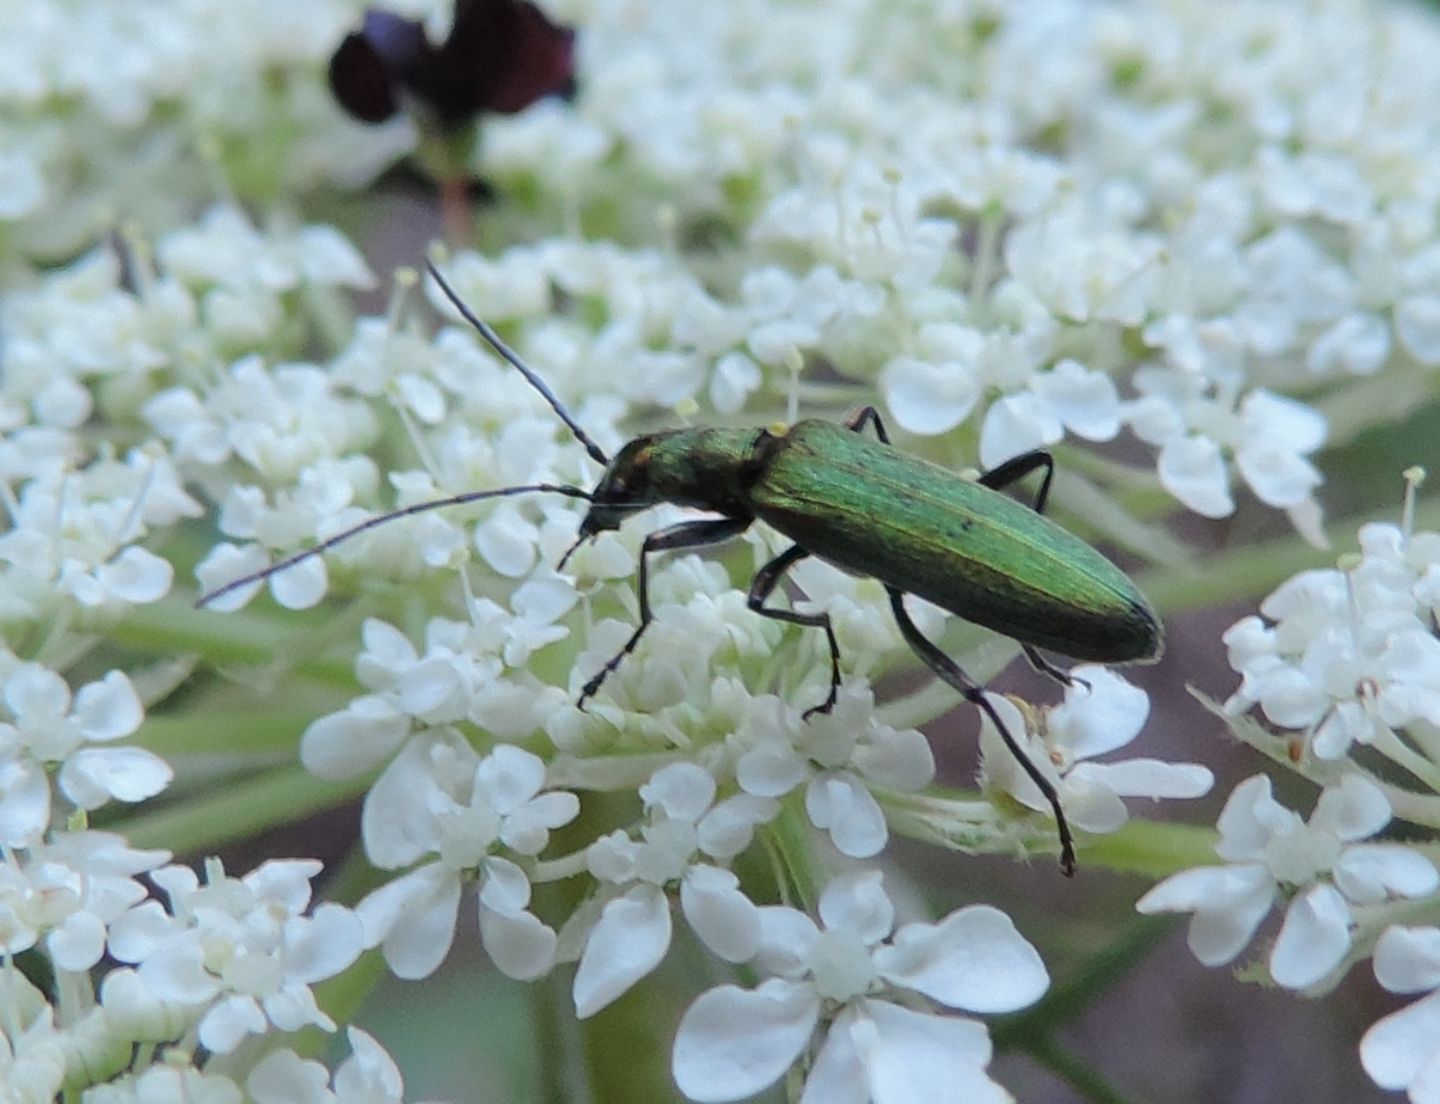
671, 869, 1048, 1103
355, 741, 577, 983
1223, 505, 1440, 761
0, 664, 170, 847
734, 684, 934, 859
107, 858, 363, 1054
1137, 774, 1437, 990
573, 763, 779, 1018
981, 667, 1210, 838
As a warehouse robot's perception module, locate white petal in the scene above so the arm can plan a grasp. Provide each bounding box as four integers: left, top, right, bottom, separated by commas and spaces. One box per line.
247, 1048, 334, 1104
73, 671, 144, 742
979, 391, 1062, 470
1312, 775, 1391, 841
59, 747, 173, 807
47, 911, 107, 972
696, 794, 779, 859
682, 866, 761, 963
478, 856, 533, 914
573, 885, 672, 1018
640, 762, 716, 822
1269, 883, 1351, 989
1060, 771, 1130, 834
284, 904, 364, 983
755, 907, 821, 978
475, 744, 546, 812
1049, 667, 1148, 758
851, 1001, 1011, 1104
97, 547, 174, 604
880, 356, 978, 436
852, 727, 935, 791
1157, 436, 1233, 517
0, 759, 51, 847
1135, 864, 1275, 966
361, 736, 444, 868
270, 555, 329, 610
1361, 988, 1440, 1090
1307, 313, 1382, 377
817, 870, 893, 946
798, 1013, 870, 1104
1068, 760, 1213, 800
875, 905, 1048, 1013
334, 1027, 404, 1098
478, 905, 557, 981
1035, 359, 1120, 441
355, 865, 460, 980
195, 543, 268, 610
1236, 445, 1322, 509
300, 697, 410, 780
671, 979, 819, 1103
5, 664, 70, 719
736, 744, 807, 798
805, 773, 887, 858
199, 994, 268, 1054
1335, 846, 1439, 904
1375, 926, 1440, 995
1214, 775, 1288, 861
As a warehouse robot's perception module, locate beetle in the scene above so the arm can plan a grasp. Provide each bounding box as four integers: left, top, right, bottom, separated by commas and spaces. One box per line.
200, 261, 1163, 874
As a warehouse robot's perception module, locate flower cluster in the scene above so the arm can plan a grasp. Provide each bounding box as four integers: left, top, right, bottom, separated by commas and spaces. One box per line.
1145, 478, 1440, 1101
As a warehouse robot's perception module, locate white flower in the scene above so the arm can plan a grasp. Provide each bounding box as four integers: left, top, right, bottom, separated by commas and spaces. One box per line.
734, 685, 933, 859
0, 664, 170, 846
0, 831, 170, 971
107, 858, 363, 1054
572, 763, 778, 1017
1221, 504, 1440, 760
671, 870, 1047, 1103
1137, 775, 1437, 990
981, 667, 1210, 836
355, 741, 577, 982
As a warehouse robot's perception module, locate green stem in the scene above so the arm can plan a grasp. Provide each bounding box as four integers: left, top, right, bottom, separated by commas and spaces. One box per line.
135, 710, 325, 758
767, 797, 826, 913
113, 596, 358, 687
113, 764, 371, 853
1020, 1036, 1136, 1104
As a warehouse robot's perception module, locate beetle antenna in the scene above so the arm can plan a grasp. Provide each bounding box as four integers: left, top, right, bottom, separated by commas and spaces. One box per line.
196, 482, 593, 609
425, 260, 611, 468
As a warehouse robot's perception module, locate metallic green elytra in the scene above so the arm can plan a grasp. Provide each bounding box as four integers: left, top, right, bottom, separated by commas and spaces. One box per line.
200, 262, 1164, 875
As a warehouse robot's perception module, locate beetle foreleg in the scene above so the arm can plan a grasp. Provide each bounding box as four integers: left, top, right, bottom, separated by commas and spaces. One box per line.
886, 587, 1077, 876
577, 516, 751, 711
747, 543, 842, 720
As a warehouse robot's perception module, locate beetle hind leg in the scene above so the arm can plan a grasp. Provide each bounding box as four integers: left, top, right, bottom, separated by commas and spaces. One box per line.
748, 543, 843, 720
887, 587, 1077, 876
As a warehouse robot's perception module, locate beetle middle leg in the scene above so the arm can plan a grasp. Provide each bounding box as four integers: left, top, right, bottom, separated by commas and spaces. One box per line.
887, 586, 1077, 876
748, 543, 843, 720
578, 516, 751, 710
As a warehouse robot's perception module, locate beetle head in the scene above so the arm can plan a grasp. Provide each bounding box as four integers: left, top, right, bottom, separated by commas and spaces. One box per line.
557, 435, 665, 569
